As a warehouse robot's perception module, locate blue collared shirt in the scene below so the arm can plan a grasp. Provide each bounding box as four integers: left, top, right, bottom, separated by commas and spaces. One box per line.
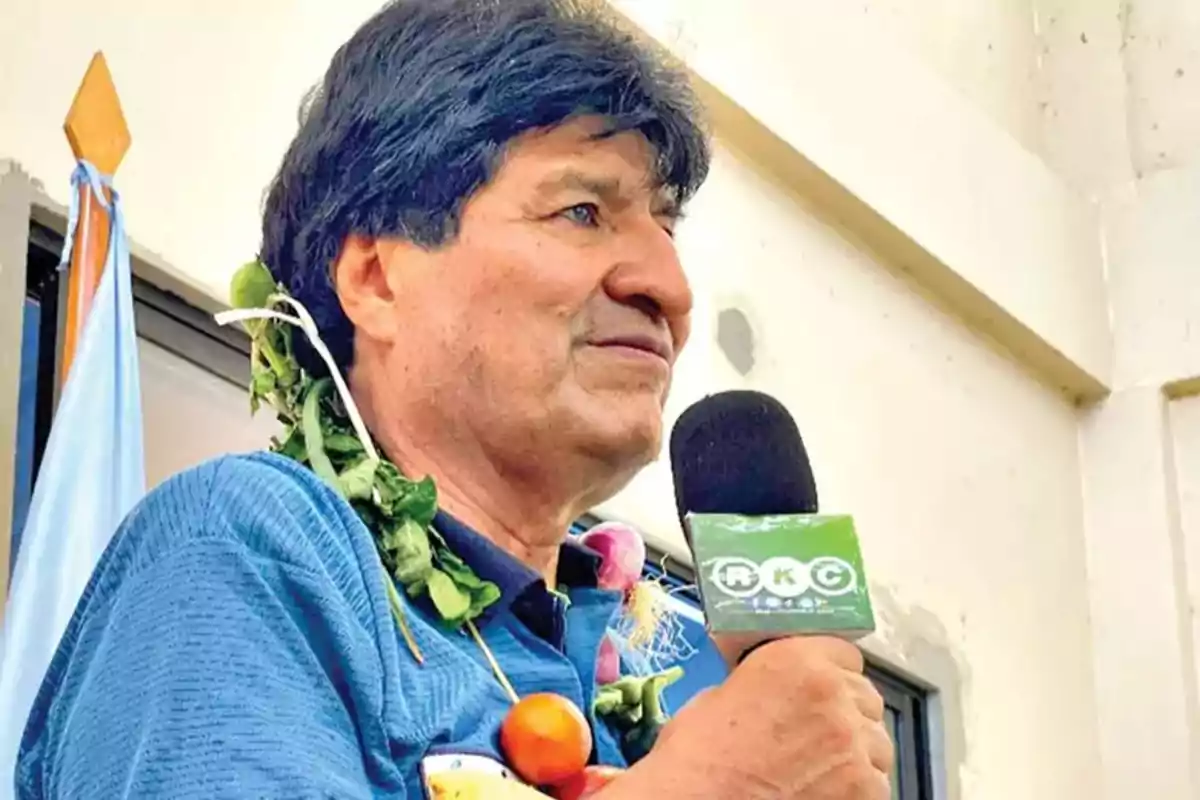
16, 452, 631, 799
435, 510, 604, 645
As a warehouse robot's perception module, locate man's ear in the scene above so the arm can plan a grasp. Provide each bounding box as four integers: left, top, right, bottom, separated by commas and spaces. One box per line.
334, 234, 398, 343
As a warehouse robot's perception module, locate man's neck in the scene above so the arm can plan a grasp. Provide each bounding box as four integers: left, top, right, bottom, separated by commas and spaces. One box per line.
371, 422, 579, 585
437, 478, 565, 584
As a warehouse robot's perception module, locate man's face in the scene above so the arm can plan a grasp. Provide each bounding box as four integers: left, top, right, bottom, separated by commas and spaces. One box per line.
356, 117, 692, 500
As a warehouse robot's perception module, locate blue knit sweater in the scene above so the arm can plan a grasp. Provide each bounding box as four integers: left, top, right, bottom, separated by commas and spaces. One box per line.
15, 452, 629, 798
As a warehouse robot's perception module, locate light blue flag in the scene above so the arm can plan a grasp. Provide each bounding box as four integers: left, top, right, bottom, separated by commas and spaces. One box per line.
0, 161, 145, 795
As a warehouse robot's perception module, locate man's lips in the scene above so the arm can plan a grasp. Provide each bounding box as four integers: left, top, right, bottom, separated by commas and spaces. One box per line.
589, 333, 674, 364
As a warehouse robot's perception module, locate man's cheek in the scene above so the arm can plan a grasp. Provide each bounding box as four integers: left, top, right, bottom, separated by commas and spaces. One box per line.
488, 339, 569, 396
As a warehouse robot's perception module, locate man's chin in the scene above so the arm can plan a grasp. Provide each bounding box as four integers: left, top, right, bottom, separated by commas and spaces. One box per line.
563, 390, 665, 468
551, 411, 660, 511
586, 418, 662, 477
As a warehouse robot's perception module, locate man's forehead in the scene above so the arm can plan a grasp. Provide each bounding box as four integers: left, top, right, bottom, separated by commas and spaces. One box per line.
500, 119, 675, 200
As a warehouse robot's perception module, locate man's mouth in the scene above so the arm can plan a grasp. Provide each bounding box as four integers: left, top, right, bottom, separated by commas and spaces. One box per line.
589, 333, 673, 365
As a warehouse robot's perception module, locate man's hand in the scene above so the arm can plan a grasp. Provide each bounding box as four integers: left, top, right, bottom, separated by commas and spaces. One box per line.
607, 637, 894, 799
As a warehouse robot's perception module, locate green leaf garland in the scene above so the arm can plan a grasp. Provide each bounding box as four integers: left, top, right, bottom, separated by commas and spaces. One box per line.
228, 259, 502, 646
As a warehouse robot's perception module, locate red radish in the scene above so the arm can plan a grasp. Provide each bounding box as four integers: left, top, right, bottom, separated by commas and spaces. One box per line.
552, 766, 624, 799
595, 634, 620, 685
579, 522, 646, 593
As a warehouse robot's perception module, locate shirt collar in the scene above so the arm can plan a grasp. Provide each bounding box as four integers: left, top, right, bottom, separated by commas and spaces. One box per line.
432, 511, 603, 624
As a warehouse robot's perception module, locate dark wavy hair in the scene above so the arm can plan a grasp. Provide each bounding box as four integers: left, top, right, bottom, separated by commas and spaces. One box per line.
260, 0, 711, 375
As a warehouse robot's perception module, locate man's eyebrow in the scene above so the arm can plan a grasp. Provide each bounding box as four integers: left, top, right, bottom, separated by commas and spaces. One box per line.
533, 169, 623, 200
533, 169, 685, 219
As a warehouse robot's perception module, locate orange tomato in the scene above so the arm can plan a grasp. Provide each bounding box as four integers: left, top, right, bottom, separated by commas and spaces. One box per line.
551, 766, 624, 799
500, 693, 593, 787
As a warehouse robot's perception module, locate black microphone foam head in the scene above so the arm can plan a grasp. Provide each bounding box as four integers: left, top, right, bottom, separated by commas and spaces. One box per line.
669, 391, 818, 530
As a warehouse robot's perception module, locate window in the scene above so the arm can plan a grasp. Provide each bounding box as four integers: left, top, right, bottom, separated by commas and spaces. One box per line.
9, 221, 279, 564
872, 666, 934, 800
572, 516, 934, 799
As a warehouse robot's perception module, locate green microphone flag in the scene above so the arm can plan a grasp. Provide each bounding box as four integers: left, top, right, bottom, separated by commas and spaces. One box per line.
686, 514, 875, 641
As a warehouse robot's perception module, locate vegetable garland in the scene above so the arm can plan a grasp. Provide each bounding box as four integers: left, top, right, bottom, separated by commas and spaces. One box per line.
229, 259, 501, 652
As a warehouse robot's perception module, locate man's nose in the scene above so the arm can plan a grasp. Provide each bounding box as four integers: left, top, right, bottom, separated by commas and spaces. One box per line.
603, 222, 693, 342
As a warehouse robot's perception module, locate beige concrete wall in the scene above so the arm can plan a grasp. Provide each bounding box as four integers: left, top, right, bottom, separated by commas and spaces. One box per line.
1077, 6, 1200, 792
1122, 0, 1200, 178
1103, 167, 1200, 392
0, 0, 382, 304
618, 0, 1046, 163
1169, 393, 1200, 790
833, 0, 1046, 162
1080, 388, 1200, 800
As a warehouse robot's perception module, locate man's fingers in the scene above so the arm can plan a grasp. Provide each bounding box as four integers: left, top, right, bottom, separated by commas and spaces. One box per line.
846, 672, 885, 722
863, 769, 893, 800
811, 637, 866, 672
864, 719, 896, 776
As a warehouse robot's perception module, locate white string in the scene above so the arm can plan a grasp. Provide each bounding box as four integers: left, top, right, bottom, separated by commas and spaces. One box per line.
218, 296, 436, 652
214, 307, 301, 328
214, 297, 379, 464
56, 160, 114, 274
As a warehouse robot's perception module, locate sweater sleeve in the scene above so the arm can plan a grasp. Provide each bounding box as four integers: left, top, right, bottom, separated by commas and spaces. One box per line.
17, 456, 405, 800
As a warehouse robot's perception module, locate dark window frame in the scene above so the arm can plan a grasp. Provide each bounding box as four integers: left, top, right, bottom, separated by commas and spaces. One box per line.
869, 663, 934, 800
25, 219, 252, 384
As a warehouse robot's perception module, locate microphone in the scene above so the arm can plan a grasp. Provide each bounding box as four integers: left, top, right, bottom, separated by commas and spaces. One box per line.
669, 390, 875, 666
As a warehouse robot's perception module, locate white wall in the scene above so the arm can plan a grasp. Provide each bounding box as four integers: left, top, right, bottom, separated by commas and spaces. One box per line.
1103, 168, 1200, 392
0, 0, 381, 303
1173, 395, 1200, 736
1079, 389, 1200, 800
830, 0, 1046, 161
1122, 0, 1200, 178
1076, 6, 1200, 795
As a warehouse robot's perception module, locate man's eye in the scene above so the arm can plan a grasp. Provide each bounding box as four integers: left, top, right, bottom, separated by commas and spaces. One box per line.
559, 203, 600, 227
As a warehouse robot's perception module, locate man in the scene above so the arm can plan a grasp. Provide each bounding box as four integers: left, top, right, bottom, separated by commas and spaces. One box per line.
16, 1, 893, 798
